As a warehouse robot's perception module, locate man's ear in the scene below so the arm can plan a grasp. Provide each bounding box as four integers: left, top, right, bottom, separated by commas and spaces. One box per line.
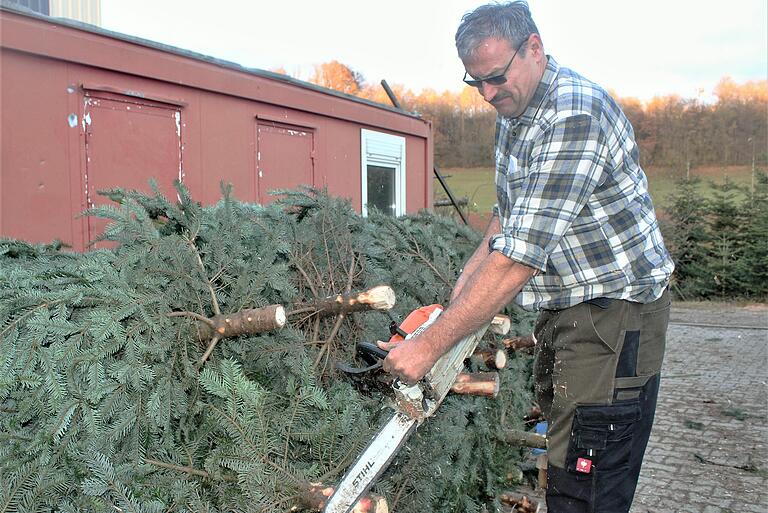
527, 34, 545, 59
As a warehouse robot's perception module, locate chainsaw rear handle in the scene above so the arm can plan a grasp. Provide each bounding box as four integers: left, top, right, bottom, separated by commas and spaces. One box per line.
352, 342, 423, 390
357, 341, 389, 362
334, 341, 389, 374
336, 340, 425, 393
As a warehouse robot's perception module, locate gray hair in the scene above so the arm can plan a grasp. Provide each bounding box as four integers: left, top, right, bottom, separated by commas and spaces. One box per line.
455, 2, 540, 60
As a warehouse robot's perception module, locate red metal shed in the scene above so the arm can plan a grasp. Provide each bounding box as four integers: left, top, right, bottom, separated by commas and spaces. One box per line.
0, 6, 434, 251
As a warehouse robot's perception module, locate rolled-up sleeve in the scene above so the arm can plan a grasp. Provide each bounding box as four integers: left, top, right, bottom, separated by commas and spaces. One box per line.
490, 114, 609, 272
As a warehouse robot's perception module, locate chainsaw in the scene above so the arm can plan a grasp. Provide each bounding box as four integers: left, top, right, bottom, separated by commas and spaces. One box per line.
324, 304, 490, 513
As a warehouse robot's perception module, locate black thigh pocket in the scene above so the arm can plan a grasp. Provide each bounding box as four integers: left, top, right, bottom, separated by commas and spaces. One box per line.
565, 400, 641, 474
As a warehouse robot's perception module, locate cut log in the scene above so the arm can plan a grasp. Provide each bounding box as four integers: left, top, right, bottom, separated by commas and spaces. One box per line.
499, 491, 539, 513
196, 304, 286, 340
499, 429, 547, 449
296, 285, 396, 317
450, 372, 499, 397
296, 482, 388, 512
536, 453, 548, 490
472, 347, 507, 369
502, 334, 536, 352
489, 314, 511, 335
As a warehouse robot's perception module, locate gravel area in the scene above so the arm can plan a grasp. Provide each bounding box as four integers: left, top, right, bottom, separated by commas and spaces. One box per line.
631, 302, 768, 513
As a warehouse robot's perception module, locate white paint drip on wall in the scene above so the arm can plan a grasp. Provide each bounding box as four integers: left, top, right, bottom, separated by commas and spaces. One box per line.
174, 111, 181, 137
81, 112, 92, 131
84, 162, 92, 208
83, 99, 93, 209
175, 111, 184, 187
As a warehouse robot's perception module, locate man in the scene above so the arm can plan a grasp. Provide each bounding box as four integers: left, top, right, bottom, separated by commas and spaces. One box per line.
378, 2, 675, 512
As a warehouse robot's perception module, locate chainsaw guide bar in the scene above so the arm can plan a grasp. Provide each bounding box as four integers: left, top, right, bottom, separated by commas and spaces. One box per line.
323, 305, 490, 513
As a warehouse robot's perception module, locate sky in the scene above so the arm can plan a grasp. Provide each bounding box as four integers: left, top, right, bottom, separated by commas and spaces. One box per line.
100, 0, 767, 102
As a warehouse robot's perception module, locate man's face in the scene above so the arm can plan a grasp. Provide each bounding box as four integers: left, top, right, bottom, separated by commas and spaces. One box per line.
461, 36, 542, 118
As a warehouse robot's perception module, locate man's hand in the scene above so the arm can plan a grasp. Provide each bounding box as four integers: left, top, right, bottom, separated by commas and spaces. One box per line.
377, 337, 438, 384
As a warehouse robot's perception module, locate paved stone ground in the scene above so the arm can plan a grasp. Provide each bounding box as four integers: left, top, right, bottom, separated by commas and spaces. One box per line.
631, 302, 768, 513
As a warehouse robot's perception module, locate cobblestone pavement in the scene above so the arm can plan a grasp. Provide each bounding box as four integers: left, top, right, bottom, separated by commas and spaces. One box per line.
631, 303, 768, 513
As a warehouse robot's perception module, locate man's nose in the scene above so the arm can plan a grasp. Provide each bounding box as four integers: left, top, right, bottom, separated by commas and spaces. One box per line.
480, 83, 497, 102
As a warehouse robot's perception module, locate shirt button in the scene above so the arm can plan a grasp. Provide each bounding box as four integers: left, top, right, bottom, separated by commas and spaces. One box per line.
512, 131, 518, 137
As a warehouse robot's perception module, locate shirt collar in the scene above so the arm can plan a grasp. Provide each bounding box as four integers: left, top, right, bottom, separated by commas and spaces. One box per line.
510, 55, 559, 126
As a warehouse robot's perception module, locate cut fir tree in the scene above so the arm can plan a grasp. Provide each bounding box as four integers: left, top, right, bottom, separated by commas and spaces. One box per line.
0, 183, 537, 513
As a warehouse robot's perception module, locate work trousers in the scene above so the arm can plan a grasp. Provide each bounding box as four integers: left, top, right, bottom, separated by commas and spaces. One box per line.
533, 289, 670, 513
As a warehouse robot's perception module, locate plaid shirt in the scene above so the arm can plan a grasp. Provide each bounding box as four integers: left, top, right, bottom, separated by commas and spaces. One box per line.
491, 56, 673, 311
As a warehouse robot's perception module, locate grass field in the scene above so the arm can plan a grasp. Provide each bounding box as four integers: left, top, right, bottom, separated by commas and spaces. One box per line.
435, 165, 756, 227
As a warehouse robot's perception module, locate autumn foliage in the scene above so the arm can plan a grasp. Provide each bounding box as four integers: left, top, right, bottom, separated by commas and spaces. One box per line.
305, 62, 767, 170
310, 60, 365, 96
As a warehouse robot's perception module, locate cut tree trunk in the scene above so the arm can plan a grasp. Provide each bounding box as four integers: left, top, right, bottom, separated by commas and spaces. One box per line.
499, 491, 539, 513
536, 453, 548, 490
451, 372, 500, 397
472, 347, 507, 369
197, 304, 286, 340
296, 482, 388, 512
502, 334, 536, 353
489, 314, 511, 335
499, 429, 547, 449
297, 285, 396, 317
168, 304, 287, 365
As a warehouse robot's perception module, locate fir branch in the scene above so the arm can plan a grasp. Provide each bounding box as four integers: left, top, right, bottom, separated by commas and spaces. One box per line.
290, 256, 319, 298
167, 311, 217, 329
308, 258, 324, 296
406, 234, 453, 287
391, 475, 411, 512
144, 457, 237, 481
282, 392, 302, 465
321, 215, 335, 292
313, 314, 344, 371
197, 335, 221, 367
0, 463, 37, 513
0, 433, 32, 443
313, 249, 358, 373
317, 440, 360, 484
185, 235, 221, 316
261, 494, 301, 513
0, 299, 69, 344
206, 403, 301, 485
106, 480, 141, 513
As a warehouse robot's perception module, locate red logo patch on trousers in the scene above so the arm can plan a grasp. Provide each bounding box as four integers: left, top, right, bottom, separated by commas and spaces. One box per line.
576, 457, 593, 473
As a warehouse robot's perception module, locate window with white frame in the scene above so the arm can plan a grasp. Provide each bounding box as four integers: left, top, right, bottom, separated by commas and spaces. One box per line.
361, 129, 406, 217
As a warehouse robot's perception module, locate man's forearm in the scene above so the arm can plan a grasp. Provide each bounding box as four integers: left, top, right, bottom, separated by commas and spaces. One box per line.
452, 214, 501, 301
462, 213, 500, 277
424, 251, 535, 361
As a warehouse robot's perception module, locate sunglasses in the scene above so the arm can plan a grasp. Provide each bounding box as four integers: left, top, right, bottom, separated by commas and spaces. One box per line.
462, 41, 525, 89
